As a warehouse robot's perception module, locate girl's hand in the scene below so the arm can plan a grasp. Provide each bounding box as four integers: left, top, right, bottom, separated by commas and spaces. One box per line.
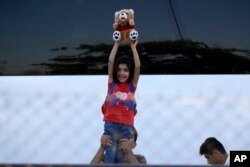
131, 40, 138, 48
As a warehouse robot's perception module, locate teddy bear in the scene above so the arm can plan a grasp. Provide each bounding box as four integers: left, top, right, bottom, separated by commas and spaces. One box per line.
112, 9, 139, 44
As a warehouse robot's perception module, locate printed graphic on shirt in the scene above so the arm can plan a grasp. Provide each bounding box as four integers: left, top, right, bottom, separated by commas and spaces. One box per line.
115, 91, 128, 100
114, 91, 134, 101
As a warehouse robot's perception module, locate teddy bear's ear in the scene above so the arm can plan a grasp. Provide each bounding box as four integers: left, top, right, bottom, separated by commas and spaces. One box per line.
115, 11, 119, 18
129, 9, 134, 15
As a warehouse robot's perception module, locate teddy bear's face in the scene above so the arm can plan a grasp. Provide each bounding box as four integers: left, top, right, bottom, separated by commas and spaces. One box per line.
115, 9, 134, 23
119, 12, 128, 22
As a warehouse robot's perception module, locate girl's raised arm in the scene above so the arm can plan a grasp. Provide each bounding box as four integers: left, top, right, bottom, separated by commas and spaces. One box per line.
108, 42, 119, 83
131, 40, 140, 87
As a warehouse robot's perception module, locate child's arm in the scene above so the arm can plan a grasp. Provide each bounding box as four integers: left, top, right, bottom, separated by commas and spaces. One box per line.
108, 42, 119, 83
131, 40, 140, 87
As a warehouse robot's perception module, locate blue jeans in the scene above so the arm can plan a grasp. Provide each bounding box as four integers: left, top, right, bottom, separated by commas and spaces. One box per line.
104, 121, 132, 163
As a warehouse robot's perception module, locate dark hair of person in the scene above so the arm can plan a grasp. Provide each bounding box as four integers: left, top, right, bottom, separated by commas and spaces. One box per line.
200, 137, 227, 155
132, 126, 138, 143
113, 56, 134, 83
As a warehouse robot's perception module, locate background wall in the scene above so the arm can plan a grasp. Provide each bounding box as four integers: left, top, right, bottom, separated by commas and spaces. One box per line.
1, 75, 250, 165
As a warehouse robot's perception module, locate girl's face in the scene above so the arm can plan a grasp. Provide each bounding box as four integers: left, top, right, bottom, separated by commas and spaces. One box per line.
117, 64, 130, 83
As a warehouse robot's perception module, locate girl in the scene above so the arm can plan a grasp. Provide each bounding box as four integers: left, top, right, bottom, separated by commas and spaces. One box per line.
102, 40, 140, 163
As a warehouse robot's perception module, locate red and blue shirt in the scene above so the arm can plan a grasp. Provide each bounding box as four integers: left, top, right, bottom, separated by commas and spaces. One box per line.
102, 81, 137, 126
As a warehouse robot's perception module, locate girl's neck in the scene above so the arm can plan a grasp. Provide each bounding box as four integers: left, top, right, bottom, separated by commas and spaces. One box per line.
118, 81, 128, 84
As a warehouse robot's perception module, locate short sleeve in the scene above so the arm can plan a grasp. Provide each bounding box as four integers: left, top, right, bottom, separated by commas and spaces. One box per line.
135, 154, 147, 164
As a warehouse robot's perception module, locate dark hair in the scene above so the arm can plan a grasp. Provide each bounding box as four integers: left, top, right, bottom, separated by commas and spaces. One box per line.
132, 126, 138, 143
200, 137, 227, 155
113, 56, 134, 83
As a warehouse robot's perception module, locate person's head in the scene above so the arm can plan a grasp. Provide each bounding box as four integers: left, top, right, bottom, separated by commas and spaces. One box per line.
199, 137, 228, 165
113, 56, 134, 83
